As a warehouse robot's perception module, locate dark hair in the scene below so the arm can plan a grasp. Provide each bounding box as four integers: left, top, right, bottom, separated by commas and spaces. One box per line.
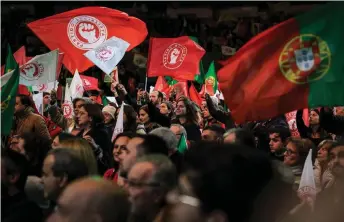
161, 101, 174, 118
43, 92, 50, 97
17, 94, 34, 107
135, 134, 169, 157
157, 91, 164, 100
286, 138, 314, 166
177, 96, 199, 125
123, 105, 137, 133
80, 103, 104, 127
225, 128, 256, 148
139, 105, 150, 116
48, 148, 89, 183
19, 132, 52, 176
57, 132, 77, 143
268, 127, 291, 143
112, 132, 134, 147
204, 124, 226, 138
72, 97, 93, 109
183, 142, 273, 222
2, 149, 29, 190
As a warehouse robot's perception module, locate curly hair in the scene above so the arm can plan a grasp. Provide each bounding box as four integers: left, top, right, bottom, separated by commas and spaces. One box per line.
176, 96, 199, 125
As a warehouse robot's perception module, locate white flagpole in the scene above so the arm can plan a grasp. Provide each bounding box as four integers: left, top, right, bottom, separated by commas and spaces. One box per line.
144, 75, 148, 92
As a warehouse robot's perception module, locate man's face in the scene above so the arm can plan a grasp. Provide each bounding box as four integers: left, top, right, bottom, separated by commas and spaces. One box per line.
127, 162, 157, 215
170, 126, 182, 141
309, 110, 319, 125
42, 154, 63, 201
269, 133, 284, 153
14, 97, 26, 114
175, 101, 187, 117
330, 145, 344, 178
201, 130, 218, 142
149, 91, 159, 105
119, 137, 143, 176
43, 94, 51, 106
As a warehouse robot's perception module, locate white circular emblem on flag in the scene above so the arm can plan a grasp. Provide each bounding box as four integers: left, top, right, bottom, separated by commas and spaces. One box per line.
67, 15, 108, 50
62, 102, 73, 118
82, 79, 91, 86
95, 46, 115, 62
163, 43, 187, 69
20, 62, 44, 81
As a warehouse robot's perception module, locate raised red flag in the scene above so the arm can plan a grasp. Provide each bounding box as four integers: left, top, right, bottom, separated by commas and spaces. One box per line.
79, 75, 99, 91
189, 83, 203, 108
147, 36, 205, 81
154, 76, 170, 97
27, 7, 148, 73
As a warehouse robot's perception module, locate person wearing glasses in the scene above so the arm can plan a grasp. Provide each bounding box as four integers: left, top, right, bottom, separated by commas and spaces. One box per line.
126, 154, 177, 222
283, 138, 314, 189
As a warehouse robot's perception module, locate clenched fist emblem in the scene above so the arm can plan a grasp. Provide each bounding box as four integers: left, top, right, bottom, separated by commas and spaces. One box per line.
78, 23, 97, 43
169, 49, 180, 64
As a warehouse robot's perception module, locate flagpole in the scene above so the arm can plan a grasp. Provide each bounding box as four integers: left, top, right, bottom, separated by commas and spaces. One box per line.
144, 75, 148, 92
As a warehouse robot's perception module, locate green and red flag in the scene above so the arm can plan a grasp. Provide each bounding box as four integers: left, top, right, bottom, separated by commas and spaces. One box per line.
4, 44, 17, 74
218, 2, 344, 123
177, 133, 188, 154
1, 64, 20, 135
102, 96, 109, 106
203, 61, 218, 96
147, 36, 205, 81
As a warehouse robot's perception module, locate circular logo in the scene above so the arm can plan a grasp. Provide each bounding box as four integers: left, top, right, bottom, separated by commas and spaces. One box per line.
38, 84, 48, 92
95, 46, 115, 62
67, 15, 108, 50
205, 76, 216, 87
163, 43, 187, 69
62, 102, 73, 118
20, 62, 44, 81
279, 34, 331, 84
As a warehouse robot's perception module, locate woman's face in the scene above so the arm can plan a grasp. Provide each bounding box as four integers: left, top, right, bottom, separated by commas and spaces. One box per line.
309, 110, 319, 125
284, 142, 300, 167
201, 101, 210, 118
317, 142, 331, 163
113, 136, 130, 163
77, 107, 92, 127
175, 101, 187, 116
160, 103, 170, 115
103, 111, 113, 124
139, 109, 150, 124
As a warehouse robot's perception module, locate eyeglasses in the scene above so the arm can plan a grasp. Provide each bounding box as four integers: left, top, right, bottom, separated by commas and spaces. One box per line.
126, 179, 161, 188
285, 149, 297, 155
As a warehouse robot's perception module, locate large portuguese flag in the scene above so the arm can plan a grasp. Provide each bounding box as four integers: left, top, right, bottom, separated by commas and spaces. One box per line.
218, 2, 344, 124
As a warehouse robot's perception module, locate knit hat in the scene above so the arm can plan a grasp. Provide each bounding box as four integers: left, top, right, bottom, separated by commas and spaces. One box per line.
102, 105, 117, 120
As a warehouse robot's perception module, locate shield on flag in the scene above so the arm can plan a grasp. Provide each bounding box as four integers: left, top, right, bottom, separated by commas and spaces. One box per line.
294, 48, 314, 72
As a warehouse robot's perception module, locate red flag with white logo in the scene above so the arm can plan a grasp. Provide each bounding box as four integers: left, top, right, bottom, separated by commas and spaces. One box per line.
147, 36, 205, 81
27, 7, 148, 73
79, 75, 100, 91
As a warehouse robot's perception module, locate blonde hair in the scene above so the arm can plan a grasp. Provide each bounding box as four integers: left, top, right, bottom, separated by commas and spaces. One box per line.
59, 138, 98, 175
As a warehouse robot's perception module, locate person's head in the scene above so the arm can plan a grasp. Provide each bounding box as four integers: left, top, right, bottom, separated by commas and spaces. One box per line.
47, 178, 130, 222
160, 101, 173, 117
113, 132, 134, 164
43, 92, 52, 106
284, 138, 314, 167
85, 90, 100, 103
150, 91, 163, 106
329, 142, 344, 179
123, 104, 138, 132
72, 97, 93, 117
309, 109, 320, 125
102, 105, 117, 124
268, 128, 291, 153
1, 149, 29, 195
16, 132, 51, 170
77, 103, 104, 128
334, 106, 344, 117
201, 100, 211, 119
52, 133, 76, 149
150, 127, 179, 154
42, 148, 89, 201
165, 142, 273, 222
223, 128, 256, 148
127, 154, 177, 218
139, 105, 150, 125
58, 138, 98, 175
175, 96, 199, 124
201, 124, 225, 143
15, 94, 33, 114
119, 134, 169, 179
317, 140, 336, 163
170, 124, 187, 142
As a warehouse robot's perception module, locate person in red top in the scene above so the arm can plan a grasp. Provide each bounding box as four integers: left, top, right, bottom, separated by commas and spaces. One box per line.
103, 133, 134, 183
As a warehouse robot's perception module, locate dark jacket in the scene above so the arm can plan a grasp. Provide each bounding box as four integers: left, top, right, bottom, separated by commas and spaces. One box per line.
320, 107, 344, 140
205, 94, 235, 130
147, 102, 171, 127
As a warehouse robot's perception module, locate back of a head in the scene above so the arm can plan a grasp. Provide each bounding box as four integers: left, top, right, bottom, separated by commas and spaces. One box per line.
1, 149, 29, 191
48, 148, 89, 183
149, 127, 178, 152
224, 128, 256, 148
136, 134, 169, 157
204, 124, 226, 138
19, 132, 52, 165
183, 142, 273, 222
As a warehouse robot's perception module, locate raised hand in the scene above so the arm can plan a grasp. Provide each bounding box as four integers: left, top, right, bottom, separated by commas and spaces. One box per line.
169, 48, 180, 64
78, 23, 97, 43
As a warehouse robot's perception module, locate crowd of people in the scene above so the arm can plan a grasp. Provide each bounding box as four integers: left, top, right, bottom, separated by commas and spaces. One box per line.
2, 2, 344, 222
2, 81, 344, 222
